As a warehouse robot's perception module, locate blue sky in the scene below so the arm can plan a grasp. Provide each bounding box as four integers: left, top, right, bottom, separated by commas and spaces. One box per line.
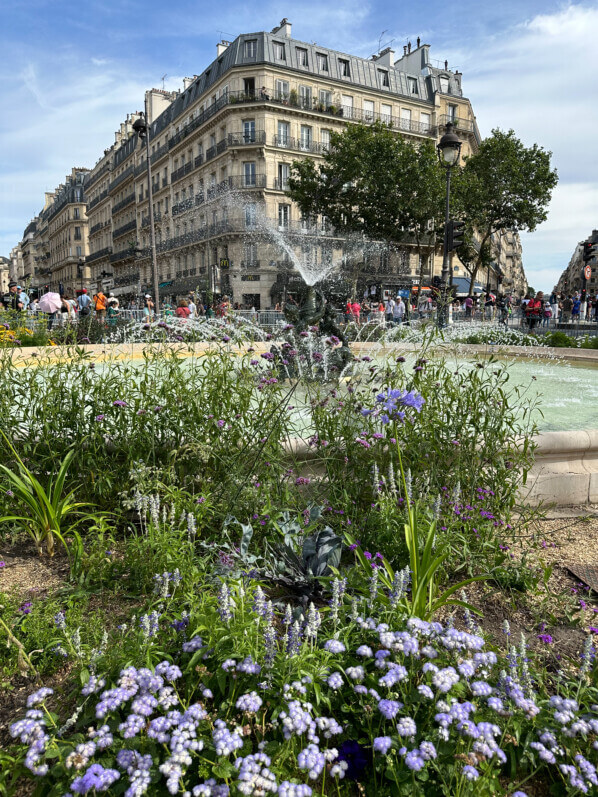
1, 0, 597, 290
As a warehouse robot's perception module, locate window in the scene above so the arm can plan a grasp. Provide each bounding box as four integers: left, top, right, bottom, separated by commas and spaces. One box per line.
277, 163, 290, 190
74, 226, 81, 240
341, 95, 353, 119
275, 79, 289, 100
245, 39, 257, 58
300, 125, 312, 150
363, 100, 375, 122
245, 204, 257, 228
448, 104, 458, 121
381, 103, 392, 123
297, 47, 308, 66
408, 77, 418, 95
378, 69, 390, 87
318, 90, 332, 109
339, 58, 350, 77
316, 53, 328, 71
278, 204, 290, 229
400, 108, 412, 130
439, 75, 449, 93
244, 243, 257, 265
299, 85, 312, 109
420, 112, 431, 131
320, 129, 331, 151
273, 42, 286, 60
243, 161, 256, 186
243, 119, 256, 142
76, 246, 82, 257
73, 207, 80, 219
277, 121, 290, 146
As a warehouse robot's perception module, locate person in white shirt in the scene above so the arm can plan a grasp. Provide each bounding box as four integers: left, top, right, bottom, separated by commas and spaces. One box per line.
187, 293, 197, 318
385, 298, 395, 326
393, 297, 406, 324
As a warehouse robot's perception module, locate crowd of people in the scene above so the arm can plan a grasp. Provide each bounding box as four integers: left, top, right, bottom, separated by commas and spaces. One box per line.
3, 280, 598, 332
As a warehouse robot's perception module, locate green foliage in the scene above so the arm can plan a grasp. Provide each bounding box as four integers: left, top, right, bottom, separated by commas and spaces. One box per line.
453, 129, 558, 293
288, 122, 445, 250
0, 441, 92, 559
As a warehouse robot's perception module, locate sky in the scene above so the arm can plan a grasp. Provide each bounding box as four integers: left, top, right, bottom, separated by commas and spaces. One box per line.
1, 0, 597, 291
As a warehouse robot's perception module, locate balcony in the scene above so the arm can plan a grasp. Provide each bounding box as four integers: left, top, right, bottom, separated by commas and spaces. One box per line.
111, 193, 136, 215
272, 136, 325, 154
89, 222, 108, 236
110, 248, 136, 263
436, 114, 475, 134
112, 219, 137, 240
141, 212, 162, 228
206, 174, 266, 199
151, 142, 169, 165
172, 198, 196, 217
240, 260, 261, 270
227, 130, 266, 147
109, 165, 135, 193
88, 189, 109, 211
85, 162, 111, 191
114, 271, 140, 287
171, 161, 193, 184
273, 178, 290, 191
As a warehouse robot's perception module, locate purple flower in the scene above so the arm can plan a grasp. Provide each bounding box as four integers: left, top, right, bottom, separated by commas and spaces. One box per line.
404, 749, 425, 771
537, 634, 553, 644
95, 414, 105, 422
378, 699, 402, 719
19, 602, 33, 615
113, 400, 127, 407
324, 639, 346, 654
261, 352, 274, 360
222, 335, 231, 343
373, 736, 392, 755
217, 419, 225, 428
462, 765, 479, 780
71, 763, 120, 793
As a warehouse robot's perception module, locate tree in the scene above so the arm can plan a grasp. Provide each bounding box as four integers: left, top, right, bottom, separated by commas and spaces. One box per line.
287, 122, 446, 294
452, 129, 558, 296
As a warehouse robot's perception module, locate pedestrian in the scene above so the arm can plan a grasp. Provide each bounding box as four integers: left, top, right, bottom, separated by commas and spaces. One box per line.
464, 295, 473, 320
142, 294, 155, 321
7, 282, 23, 313
188, 293, 197, 319
571, 294, 581, 323
384, 296, 395, 326
525, 292, 542, 332
77, 288, 92, 317
549, 291, 559, 325
93, 289, 107, 322
351, 300, 361, 325
107, 298, 120, 326
377, 299, 385, 324
175, 300, 191, 319
392, 296, 405, 325
541, 301, 552, 327
345, 299, 353, 325
562, 294, 573, 324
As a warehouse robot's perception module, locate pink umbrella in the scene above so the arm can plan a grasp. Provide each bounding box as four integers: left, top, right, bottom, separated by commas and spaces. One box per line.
38, 292, 63, 313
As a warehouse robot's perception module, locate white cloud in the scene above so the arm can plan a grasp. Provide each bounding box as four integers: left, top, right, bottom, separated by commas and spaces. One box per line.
447, 4, 598, 290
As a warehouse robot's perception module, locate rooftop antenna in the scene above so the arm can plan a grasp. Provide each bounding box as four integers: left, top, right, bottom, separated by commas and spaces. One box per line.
378, 29, 388, 52
160, 74, 167, 90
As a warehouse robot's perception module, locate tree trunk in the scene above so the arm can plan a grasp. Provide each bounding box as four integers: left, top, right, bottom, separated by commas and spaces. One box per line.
467, 230, 492, 297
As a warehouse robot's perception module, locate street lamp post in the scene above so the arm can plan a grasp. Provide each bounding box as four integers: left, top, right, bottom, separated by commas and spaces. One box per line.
437, 122, 462, 325
77, 258, 85, 293
132, 100, 160, 317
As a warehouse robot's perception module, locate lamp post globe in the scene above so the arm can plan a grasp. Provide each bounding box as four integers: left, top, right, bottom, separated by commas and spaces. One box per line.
437, 121, 462, 168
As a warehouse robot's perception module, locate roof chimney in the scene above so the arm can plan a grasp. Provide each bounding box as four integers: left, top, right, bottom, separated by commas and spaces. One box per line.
272, 18, 291, 37
183, 76, 194, 89
217, 40, 230, 56
375, 47, 395, 68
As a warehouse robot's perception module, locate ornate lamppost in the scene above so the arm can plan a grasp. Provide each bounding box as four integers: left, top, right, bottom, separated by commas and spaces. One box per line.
437, 122, 462, 325
132, 102, 160, 316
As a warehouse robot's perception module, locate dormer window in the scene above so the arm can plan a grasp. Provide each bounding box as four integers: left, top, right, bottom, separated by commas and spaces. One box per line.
378, 69, 390, 87
339, 58, 350, 77
245, 39, 257, 58
297, 47, 308, 67
317, 53, 329, 72
273, 42, 286, 60
439, 75, 449, 93
408, 77, 418, 95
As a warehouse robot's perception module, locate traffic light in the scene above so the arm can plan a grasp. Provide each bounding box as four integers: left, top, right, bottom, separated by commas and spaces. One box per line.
447, 220, 465, 251
582, 242, 597, 262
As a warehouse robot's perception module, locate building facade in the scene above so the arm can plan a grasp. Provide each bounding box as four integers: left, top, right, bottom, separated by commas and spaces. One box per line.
0, 256, 10, 295
82, 20, 483, 307
556, 230, 598, 296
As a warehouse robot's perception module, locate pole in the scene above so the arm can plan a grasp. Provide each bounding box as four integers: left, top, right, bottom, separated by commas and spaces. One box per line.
439, 166, 451, 326
143, 96, 160, 317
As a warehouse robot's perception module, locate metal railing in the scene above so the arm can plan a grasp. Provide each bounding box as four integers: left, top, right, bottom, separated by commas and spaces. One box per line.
109, 165, 135, 193
111, 193, 136, 215
227, 130, 266, 146
112, 220, 137, 240
86, 247, 112, 264
110, 248, 136, 263
88, 190, 109, 211
171, 162, 193, 183
85, 162, 111, 191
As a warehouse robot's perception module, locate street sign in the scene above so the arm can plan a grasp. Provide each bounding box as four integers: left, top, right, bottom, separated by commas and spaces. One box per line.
584, 265, 592, 280
220, 258, 230, 270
